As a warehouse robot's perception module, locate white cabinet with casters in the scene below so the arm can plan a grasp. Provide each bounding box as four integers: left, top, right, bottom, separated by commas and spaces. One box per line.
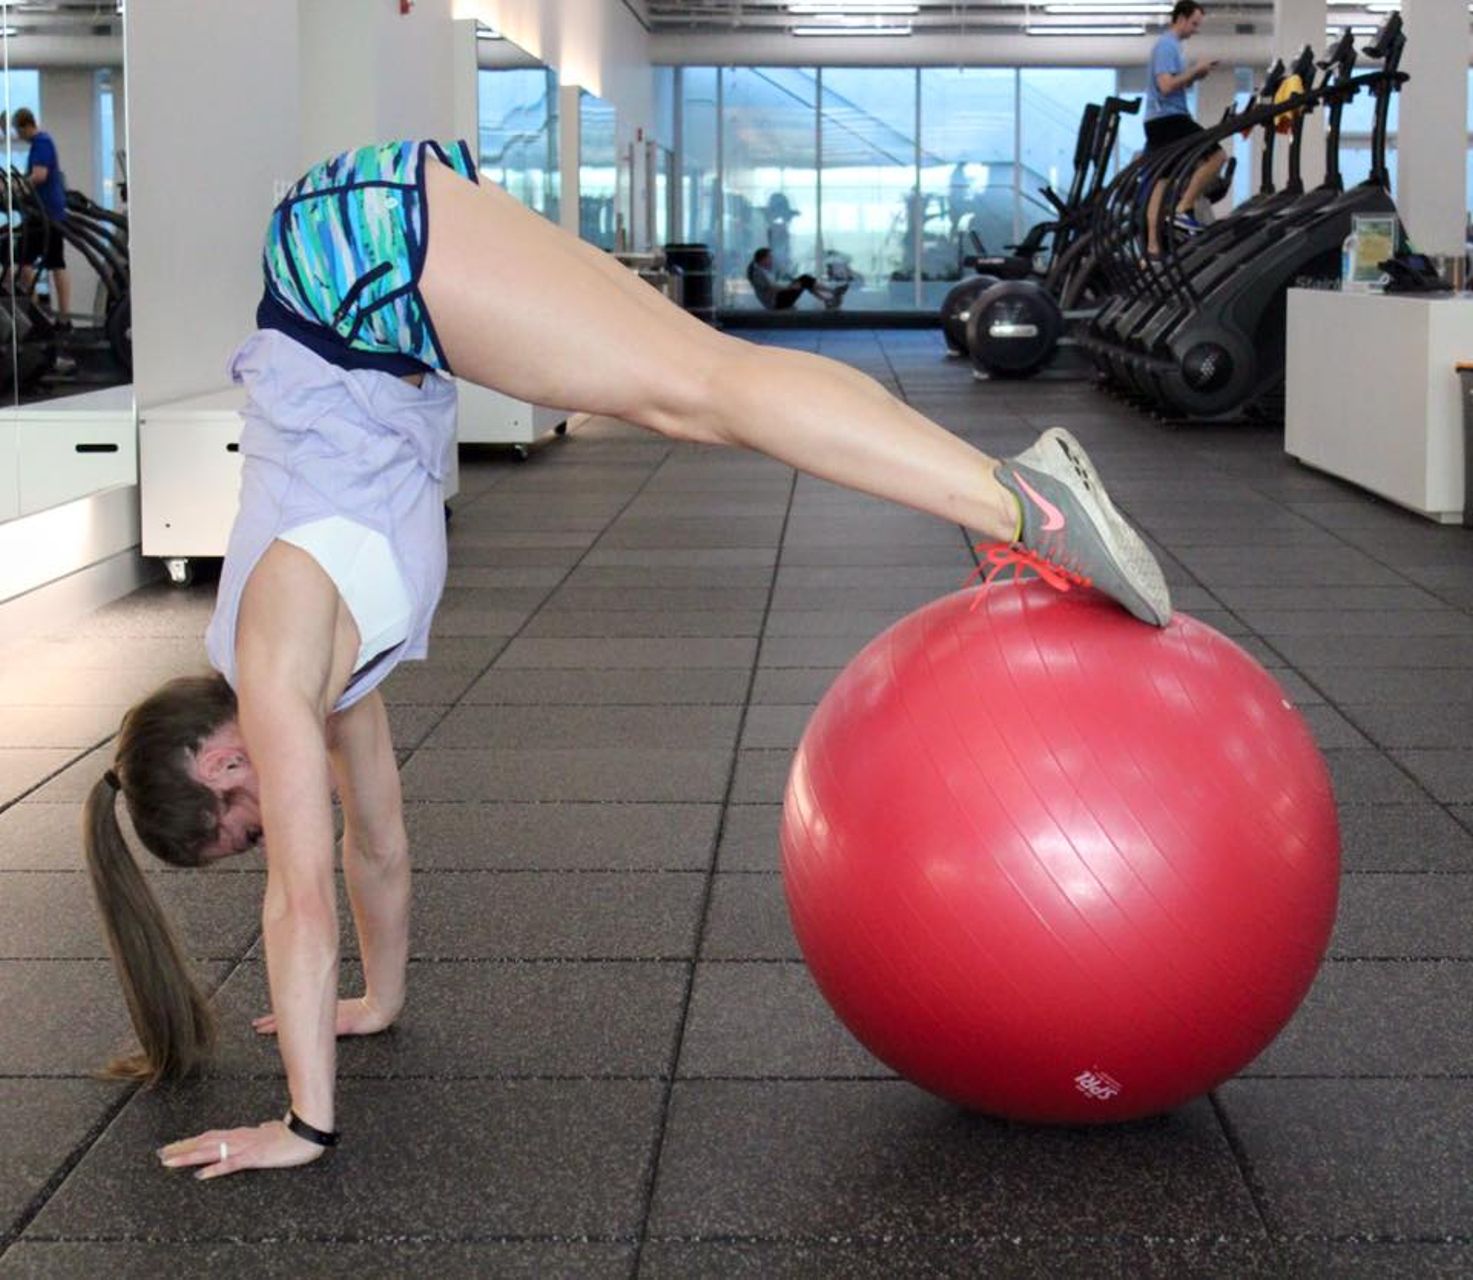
140, 387, 465, 586
7, 386, 138, 517
456, 381, 567, 457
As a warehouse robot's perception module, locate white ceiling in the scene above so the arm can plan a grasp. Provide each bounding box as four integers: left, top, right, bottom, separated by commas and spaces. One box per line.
643, 1, 1287, 36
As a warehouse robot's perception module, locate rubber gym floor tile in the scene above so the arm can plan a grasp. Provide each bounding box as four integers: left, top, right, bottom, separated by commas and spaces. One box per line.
1330, 874, 1473, 958
385, 870, 705, 960
0, 1079, 127, 1243
598, 517, 786, 548
0, 803, 96, 871
1336, 804, 1473, 872
767, 583, 958, 612
1388, 749, 1473, 804
714, 805, 783, 872
398, 746, 735, 803
1339, 702, 1473, 749
1271, 1242, 1473, 1278
209, 958, 686, 1079
23, 1077, 663, 1241
636, 1239, 1280, 1280
0, 750, 80, 805
564, 564, 774, 590
776, 542, 976, 569
1259, 666, 1323, 705
442, 543, 586, 569
402, 801, 720, 871
1321, 750, 1430, 805
582, 547, 779, 568
520, 609, 765, 639
1308, 666, 1473, 705
1207, 583, 1447, 612
728, 749, 795, 805
1216, 1079, 1473, 1238
383, 702, 447, 752
749, 667, 843, 704
1267, 633, 1473, 670
1292, 703, 1371, 750
676, 961, 887, 1079
1241, 609, 1473, 639
774, 566, 963, 592
1164, 548, 1406, 588
461, 666, 751, 706
1243, 959, 1473, 1077
420, 703, 743, 751
542, 584, 771, 611
46, 583, 215, 638
492, 636, 758, 670
448, 514, 612, 537
739, 705, 814, 752
424, 604, 534, 637
376, 664, 486, 705
701, 874, 797, 961
757, 636, 875, 669
0, 960, 231, 1076
17, 635, 209, 672
624, 497, 791, 518
648, 1082, 1261, 1240
0, 870, 263, 961
442, 564, 566, 589
0, 1242, 637, 1280
0, 703, 127, 750
762, 608, 913, 637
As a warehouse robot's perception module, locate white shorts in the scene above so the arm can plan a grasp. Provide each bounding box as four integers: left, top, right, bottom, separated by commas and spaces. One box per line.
278, 517, 414, 673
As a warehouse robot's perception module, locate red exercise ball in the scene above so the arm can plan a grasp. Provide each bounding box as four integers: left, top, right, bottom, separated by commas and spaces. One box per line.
780, 581, 1339, 1124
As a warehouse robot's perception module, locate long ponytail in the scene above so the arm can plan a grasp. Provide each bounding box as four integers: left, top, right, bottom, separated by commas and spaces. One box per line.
82, 673, 237, 1085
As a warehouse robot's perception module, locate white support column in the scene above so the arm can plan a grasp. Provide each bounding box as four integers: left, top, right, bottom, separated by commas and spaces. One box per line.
559, 84, 581, 236
1274, 0, 1327, 191
1397, 0, 1468, 259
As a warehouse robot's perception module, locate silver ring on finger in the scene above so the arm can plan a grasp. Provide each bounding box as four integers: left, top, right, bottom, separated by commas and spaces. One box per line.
219, 1140, 228, 1162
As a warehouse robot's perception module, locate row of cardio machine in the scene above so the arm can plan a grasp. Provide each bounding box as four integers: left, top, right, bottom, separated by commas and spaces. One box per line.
0, 168, 132, 397
943, 11, 1408, 426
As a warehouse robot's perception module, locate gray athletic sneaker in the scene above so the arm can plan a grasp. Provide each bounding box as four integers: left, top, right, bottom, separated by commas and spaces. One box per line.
992, 427, 1172, 626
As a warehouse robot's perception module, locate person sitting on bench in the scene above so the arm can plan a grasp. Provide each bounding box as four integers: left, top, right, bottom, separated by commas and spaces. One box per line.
747, 247, 848, 311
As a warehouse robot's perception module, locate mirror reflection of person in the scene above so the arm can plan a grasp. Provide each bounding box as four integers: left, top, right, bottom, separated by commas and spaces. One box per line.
746, 246, 847, 311
3, 107, 71, 323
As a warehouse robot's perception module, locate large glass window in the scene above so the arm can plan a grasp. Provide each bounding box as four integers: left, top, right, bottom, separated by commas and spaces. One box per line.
678, 66, 718, 246
1019, 68, 1117, 227
722, 66, 819, 306
820, 68, 917, 312
578, 92, 618, 249
478, 67, 559, 221
919, 68, 1016, 305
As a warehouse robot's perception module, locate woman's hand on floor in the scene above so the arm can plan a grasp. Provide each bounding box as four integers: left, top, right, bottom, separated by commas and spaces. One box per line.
157, 1119, 324, 1179
253, 995, 397, 1038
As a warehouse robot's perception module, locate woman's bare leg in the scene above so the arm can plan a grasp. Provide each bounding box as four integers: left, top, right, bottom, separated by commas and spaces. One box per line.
420, 162, 1020, 541
417, 162, 1173, 624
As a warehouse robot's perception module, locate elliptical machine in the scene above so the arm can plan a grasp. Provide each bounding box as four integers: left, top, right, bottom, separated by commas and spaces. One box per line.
938, 96, 1138, 360
962, 94, 1143, 379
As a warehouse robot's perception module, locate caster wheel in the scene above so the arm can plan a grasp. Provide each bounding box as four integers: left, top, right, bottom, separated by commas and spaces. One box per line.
165, 558, 194, 587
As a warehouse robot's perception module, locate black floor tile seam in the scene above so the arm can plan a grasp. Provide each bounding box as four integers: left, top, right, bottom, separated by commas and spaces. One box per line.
1325, 956, 1473, 965
1206, 1089, 1277, 1238
627, 467, 802, 1280
0, 731, 116, 817
0, 1071, 139, 1253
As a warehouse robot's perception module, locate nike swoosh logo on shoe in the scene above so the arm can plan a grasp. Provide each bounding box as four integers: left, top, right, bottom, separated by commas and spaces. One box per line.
1013, 472, 1066, 533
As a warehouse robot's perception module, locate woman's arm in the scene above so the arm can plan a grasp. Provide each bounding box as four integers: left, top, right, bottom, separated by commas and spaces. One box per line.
254, 691, 410, 1037
159, 542, 361, 1180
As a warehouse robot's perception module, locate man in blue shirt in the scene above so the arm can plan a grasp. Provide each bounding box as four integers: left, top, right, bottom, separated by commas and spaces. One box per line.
1143, 1, 1225, 258
6, 107, 71, 323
